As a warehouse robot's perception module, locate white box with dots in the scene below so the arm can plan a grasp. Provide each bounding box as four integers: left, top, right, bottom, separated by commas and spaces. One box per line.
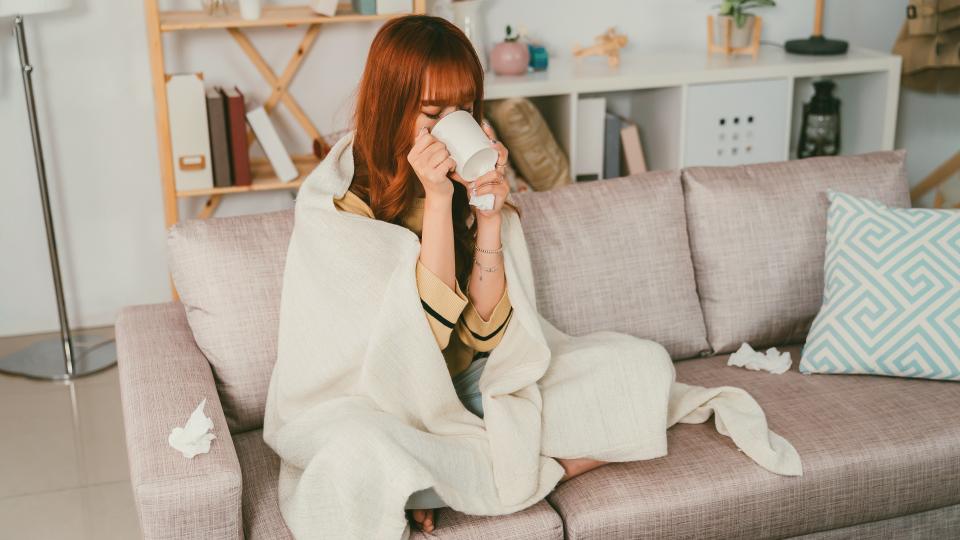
683, 78, 790, 167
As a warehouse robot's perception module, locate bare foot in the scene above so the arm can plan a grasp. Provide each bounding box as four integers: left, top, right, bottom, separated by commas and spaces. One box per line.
406, 508, 435, 533
557, 457, 607, 482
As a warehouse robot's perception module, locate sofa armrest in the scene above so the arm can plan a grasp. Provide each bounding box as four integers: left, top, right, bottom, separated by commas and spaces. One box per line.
116, 302, 242, 540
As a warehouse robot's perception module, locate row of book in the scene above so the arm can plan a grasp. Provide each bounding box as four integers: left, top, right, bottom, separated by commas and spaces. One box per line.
575, 97, 648, 182
166, 73, 298, 192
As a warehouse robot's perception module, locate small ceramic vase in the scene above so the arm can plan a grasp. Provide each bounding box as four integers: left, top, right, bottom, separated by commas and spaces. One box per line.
491, 26, 529, 76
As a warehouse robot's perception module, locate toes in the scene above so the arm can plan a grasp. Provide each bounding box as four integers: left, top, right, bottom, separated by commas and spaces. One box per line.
424, 510, 434, 532
407, 509, 424, 531
406, 508, 436, 533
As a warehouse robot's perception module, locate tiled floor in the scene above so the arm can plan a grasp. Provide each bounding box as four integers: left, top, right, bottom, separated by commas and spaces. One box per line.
0, 327, 142, 540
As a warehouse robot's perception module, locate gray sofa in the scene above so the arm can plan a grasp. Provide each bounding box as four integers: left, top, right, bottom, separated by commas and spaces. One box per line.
116, 151, 960, 539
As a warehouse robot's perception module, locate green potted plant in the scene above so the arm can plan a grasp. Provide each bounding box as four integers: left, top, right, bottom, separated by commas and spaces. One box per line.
714, 0, 776, 48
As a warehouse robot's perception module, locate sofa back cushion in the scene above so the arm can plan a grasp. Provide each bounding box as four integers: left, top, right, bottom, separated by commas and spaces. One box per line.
682, 151, 910, 354
167, 209, 294, 433
513, 171, 710, 360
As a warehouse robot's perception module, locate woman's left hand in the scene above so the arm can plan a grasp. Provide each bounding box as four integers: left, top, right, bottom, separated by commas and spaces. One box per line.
469, 121, 510, 221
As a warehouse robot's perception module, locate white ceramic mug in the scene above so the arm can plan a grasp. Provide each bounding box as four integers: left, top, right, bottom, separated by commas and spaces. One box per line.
430, 110, 499, 182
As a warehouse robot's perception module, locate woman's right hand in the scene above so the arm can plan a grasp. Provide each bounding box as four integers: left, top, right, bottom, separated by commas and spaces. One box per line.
408, 127, 457, 199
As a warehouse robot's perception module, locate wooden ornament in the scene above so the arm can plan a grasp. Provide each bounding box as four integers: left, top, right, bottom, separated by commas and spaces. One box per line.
573, 27, 628, 67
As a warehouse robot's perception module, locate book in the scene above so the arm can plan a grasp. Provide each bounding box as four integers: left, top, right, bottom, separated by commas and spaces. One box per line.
603, 112, 622, 180
166, 73, 213, 191
350, 0, 376, 15
575, 97, 606, 181
246, 106, 298, 183
221, 86, 252, 186
619, 121, 648, 175
206, 87, 233, 188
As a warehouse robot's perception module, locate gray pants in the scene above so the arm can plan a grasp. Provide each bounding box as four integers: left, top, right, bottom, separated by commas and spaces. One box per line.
405, 356, 487, 510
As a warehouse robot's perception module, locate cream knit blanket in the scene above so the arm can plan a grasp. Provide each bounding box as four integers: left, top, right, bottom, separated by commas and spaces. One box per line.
263, 132, 802, 540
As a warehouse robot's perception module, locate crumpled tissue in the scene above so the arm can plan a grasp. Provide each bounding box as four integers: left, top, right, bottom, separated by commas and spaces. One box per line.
469, 193, 496, 211
168, 398, 216, 458
727, 343, 792, 374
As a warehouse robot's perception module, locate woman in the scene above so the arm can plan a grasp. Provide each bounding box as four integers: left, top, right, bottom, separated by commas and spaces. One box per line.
338, 15, 606, 533
264, 14, 799, 540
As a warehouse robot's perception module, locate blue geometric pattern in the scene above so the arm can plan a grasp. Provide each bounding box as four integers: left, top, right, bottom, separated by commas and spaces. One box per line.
801, 190, 960, 381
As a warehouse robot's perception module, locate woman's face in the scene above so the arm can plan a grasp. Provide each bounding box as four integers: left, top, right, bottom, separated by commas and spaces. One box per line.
414, 93, 474, 143
413, 77, 473, 139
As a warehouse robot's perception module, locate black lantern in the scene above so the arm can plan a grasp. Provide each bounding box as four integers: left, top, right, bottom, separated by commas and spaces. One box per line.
798, 80, 841, 159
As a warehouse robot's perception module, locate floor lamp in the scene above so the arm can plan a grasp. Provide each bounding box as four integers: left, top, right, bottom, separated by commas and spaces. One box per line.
0, 0, 116, 380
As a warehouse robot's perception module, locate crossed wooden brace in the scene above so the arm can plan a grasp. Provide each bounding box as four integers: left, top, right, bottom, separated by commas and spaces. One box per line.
197, 24, 330, 219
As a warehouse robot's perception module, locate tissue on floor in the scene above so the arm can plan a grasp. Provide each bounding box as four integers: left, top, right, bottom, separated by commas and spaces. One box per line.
728, 343, 792, 375
168, 398, 216, 459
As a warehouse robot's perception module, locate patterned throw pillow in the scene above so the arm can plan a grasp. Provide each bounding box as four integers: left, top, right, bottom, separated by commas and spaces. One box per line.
801, 191, 960, 381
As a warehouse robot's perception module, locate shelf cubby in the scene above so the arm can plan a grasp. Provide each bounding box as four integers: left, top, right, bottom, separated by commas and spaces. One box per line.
790, 71, 893, 159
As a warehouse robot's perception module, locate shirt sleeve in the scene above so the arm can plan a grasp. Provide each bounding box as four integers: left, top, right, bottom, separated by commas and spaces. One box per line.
333, 190, 375, 219
456, 285, 513, 353
416, 259, 469, 350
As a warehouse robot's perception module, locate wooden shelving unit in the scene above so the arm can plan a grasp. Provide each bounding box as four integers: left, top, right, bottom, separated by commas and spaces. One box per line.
483, 47, 901, 174
143, 0, 427, 230
158, 5, 399, 32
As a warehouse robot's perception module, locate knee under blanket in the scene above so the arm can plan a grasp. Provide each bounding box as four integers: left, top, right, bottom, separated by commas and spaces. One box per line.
263, 132, 802, 540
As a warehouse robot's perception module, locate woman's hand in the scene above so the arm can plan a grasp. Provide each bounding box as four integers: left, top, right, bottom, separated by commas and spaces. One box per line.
407, 127, 457, 199
472, 121, 510, 221
469, 169, 510, 222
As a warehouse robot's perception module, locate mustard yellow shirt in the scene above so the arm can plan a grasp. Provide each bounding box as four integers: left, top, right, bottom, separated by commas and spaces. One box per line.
333, 189, 513, 377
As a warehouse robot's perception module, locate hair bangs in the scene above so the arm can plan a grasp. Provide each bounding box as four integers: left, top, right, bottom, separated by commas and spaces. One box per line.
421, 44, 481, 107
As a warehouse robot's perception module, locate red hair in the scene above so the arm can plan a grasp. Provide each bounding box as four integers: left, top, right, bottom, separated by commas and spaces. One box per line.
351, 15, 515, 287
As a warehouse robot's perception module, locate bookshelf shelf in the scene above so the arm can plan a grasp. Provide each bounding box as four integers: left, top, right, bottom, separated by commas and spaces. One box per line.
159, 4, 397, 32
175, 155, 318, 197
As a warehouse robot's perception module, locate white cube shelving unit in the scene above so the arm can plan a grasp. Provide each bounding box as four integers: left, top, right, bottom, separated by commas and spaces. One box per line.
483, 46, 901, 179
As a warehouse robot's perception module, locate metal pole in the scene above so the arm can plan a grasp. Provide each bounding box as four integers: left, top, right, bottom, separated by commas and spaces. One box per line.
14, 15, 75, 377
0, 15, 115, 381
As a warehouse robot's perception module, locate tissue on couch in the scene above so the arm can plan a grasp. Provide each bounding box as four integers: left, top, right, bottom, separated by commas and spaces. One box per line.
728, 343, 792, 375
168, 398, 216, 459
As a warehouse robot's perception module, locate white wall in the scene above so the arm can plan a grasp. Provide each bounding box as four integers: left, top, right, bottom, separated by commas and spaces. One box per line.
1, 0, 957, 336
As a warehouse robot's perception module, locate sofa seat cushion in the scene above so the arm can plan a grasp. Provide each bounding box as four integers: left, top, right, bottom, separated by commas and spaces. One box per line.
234, 430, 565, 540
235, 430, 294, 540
546, 345, 960, 539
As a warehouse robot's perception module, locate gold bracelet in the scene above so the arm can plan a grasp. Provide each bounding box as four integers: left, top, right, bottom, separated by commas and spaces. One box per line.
475, 244, 503, 254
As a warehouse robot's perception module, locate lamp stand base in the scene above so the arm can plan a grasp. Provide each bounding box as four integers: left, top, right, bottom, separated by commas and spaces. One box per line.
785, 35, 848, 55
0, 333, 116, 381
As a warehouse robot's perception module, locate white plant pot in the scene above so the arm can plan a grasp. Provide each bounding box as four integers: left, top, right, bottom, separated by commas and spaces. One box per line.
714, 14, 755, 49
238, 0, 261, 20
309, 0, 339, 16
